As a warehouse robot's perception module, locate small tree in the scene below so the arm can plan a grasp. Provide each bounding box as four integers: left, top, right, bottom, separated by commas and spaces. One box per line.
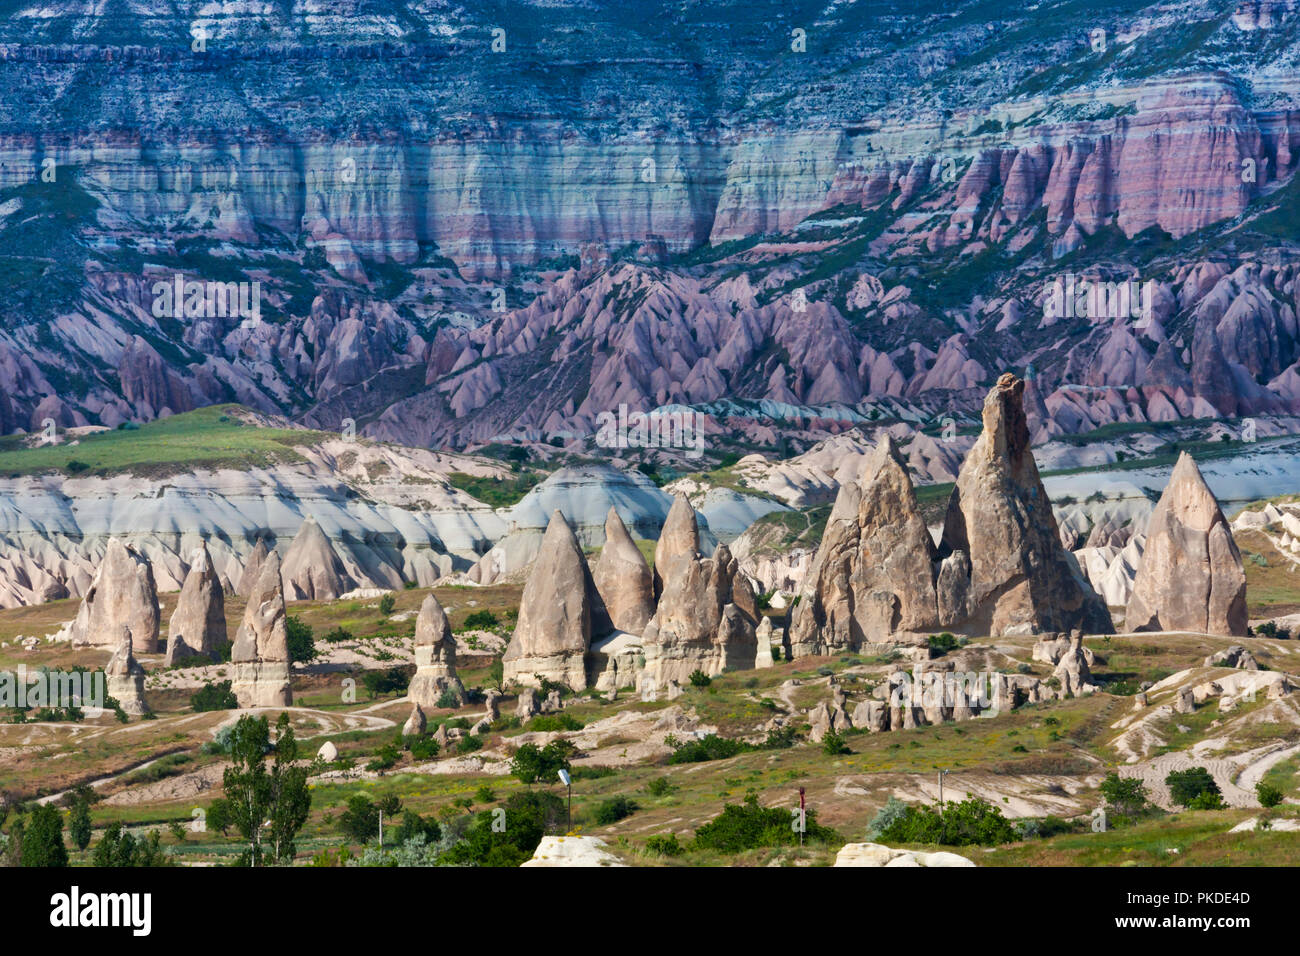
1165, 767, 1221, 809
378, 594, 396, 615
1257, 781, 1284, 809
266, 713, 312, 863
1100, 772, 1149, 816
510, 740, 576, 785
488, 658, 505, 693
20, 804, 68, 867
821, 730, 851, 756
206, 798, 232, 836
285, 616, 316, 664
339, 796, 380, 844
68, 798, 92, 853
223, 715, 272, 865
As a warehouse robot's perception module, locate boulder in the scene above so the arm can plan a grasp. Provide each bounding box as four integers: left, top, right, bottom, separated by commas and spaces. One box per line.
105, 625, 149, 717
834, 842, 974, 867
590, 507, 654, 636
755, 615, 776, 668
317, 741, 339, 762
939, 374, 1113, 637
1205, 645, 1259, 670
402, 703, 427, 737
1052, 631, 1097, 698
408, 594, 465, 707
280, 515, 354, 601
503, 510, 596, 691
516, 687, 540, 720
1125, 452, 1248, 636
230, 550, 292, 708
164, 542, 226, 666
70, 539, 161, 651
520, 835, 626, 867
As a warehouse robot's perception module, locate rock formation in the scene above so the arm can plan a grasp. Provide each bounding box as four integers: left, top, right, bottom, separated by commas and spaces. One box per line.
1205, 645, 1259, 670
317, 741, 339, 762
503, 510, 597, 691
402, 703, 427, 737
789, 435, 940, 657
1052, 632, 1097, 698
105, 626, 149, 717
938, 374, 1113, 637
230, 550, 292, 708
236, 537, 271, 600
280, 515, 354, 601
71, 539, 161, 651
755, 616, 776, 668
164, 542, 226, 666
642, 504, 760, 684
1125, 452, 1248, 636
590, 507, 654, 635
653, 492, 701, 600
408, 593, 466, 707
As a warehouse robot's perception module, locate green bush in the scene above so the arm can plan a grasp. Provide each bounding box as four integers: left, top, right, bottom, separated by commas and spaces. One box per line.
687, 670, 711, 688
322, 627, 354, 644
462, 610, 499, 630
408, 737, 439, 761
190, 680, 237, 712
646, 777, 677, 797
436, 687, 462, 709
1165, 767, 1221, 809
456, 735, 483, 755
644, 833, 684, 856
527, 713, 584, 732
928, 633, 959, 656
692, 795, 840, 852
1188, 790, 1226, 810
1100, 772, 1149, 816
362, 667, 410, 699
439, 791, 563, 867
509, 740, 576, 784
378, 594, 396, 615
666, 733, 750, 764
339, 796, 380, 843
592, 795, 639, 825
876, 796, 1016, 847
821, 730, 851, 756
285, 615, 316, 663
1256, 781, 1284, 808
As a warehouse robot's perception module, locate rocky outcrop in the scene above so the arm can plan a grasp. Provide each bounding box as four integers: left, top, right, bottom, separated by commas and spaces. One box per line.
230, 550, 292, 708
939, 374, 1113, 637
408, 593, 465, 708
105, 626, 149, 718
521, 835, 626, 867
590, 507, 654, 636
70, 539, 161, 651
1125, 452, 1248, 636
755, 615, 776, 668
654, 492, 701, 600
236, 537, 271, 601
789, 435, 939, 657
834, 843, 974, 867
402, 703, 427, 737
280, 515, 354, 601
164, 542, 226, 666
1206, 645, 1260, 670
503, 510, 597, 691
642, 505, 760, 684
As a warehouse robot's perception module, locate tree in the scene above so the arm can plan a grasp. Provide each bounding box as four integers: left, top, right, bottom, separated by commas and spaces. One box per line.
510, 740, 576, 785
206, 798, 232, 836
1257, 781, 1284, 809
1165, 767, 1221, 809
91, 824, 170, 867
339, 796, 380, 844
191, 680, 238, 712
266, 714, 312, 863
223, 715, 272, 866
20, 804, 68, 867
487, 658, 504, 692
68, 798, 92, 853
285, 616, 316, 663
1100, 772, 1149, 816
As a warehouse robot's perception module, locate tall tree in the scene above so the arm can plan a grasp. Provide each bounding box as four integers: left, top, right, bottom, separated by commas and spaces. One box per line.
267, 713, 311, 864
223, 715, 272, 866
20, 804, 68, 867
68, 798, 92, 853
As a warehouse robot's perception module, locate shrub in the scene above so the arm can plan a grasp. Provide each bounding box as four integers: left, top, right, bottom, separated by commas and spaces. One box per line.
687, 670, 712, 688
527, 713, 584, 732
190, 680, 238, 712
821, 730, 851, 756
456, 735, 484, 755
378, 594, 396, 615
928, 633, 959, 656
867, 797, 911, 839
439, 791, 564, 867
760, 726, 798, 750
1256, 781, 1284, 808
646, 777, 677, 797
1099, 772, 1150, 816
692, 795, 840, 852
510, 740, 575, 784
644, 833, 684, 856
365, 743, 401, 772
1165, 767, 1221, 809
362, 667, 410, 699
435, 687, 462, 709
322, 627, 354, 644
462, 610, 499, 630
1016, 815, 1076, 839
876, 796, 1016, 847
408, 737, 439, 761
666, 733, 750, 764
285, 615, 316, 663
339, 797, 380, 843
395, 810, 440, 846
1188, 790, 1226, 810
592, 795, 639, 825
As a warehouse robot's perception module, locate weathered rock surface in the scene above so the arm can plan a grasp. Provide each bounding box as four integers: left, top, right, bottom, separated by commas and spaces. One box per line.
520, 835, 626, 867
230, 550, 292, 708
105, 625, 149, 717
939, 374, 1113, 637
834, 842, 975, 867
503, 510, 596, 691
408, 593, 465, 708
280, 514, 354, 601
164, 542, 226, 666
235, 537, 270, 600
654, 492, 701, 600
70, 539, 161, 651
1126, 452, 1248, 636
402, 703, 427, 737
590, 507, 654, 636
789, 435, 939, 657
